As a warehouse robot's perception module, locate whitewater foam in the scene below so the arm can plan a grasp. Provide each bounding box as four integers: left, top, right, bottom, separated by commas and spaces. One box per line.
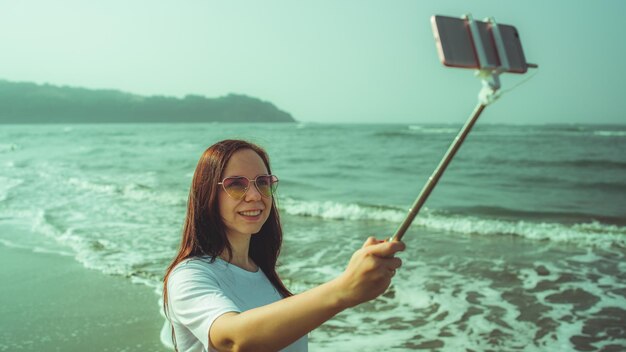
0, 176, 23, 202
280, 197, 406, 222
66, 177, 185, 206
0, 143, 20, 153
407, 125, 458, 134
280, 197, 626, 249
593, 130, 626, 137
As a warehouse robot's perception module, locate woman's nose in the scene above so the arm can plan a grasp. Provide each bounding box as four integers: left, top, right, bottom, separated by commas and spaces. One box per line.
244, 182, 262, 201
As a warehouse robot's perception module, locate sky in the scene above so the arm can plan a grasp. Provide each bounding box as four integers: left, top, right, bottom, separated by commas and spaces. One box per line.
1, 0, 625, 124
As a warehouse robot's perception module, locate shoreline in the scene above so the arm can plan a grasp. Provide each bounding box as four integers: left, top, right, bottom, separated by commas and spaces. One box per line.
0, 239, 169, 351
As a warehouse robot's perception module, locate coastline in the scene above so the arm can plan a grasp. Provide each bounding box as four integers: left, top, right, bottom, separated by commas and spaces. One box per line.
0, 235, 168, 352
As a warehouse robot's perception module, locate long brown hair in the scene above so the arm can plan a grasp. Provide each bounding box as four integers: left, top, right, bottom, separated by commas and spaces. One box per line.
162, 139, 292, 349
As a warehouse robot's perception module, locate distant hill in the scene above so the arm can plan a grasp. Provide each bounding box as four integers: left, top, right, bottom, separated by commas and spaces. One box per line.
0, 80, 295, 123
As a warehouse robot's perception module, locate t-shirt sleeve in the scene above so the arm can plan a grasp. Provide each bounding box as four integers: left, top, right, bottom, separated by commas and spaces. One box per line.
167, 261, 241, 351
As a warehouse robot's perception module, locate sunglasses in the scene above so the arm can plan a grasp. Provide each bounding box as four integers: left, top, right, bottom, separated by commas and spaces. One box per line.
218, 175, 279, 200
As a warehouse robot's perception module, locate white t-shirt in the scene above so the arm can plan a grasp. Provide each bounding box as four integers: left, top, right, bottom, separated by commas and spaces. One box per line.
165, 256, 308, 352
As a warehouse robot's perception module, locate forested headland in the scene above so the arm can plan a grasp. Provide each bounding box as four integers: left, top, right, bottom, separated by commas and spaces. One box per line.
0, 80, 295, 123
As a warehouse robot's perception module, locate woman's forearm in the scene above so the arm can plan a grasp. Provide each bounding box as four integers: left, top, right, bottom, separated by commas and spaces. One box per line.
211, 277, 347, 352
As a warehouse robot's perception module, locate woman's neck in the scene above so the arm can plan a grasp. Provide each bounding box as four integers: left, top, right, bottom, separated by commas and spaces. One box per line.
221, 233, 257, 272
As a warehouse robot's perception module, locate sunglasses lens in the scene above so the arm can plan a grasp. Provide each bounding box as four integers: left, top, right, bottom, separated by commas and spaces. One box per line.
255, 175, 278, 197
222, 177, 249, 199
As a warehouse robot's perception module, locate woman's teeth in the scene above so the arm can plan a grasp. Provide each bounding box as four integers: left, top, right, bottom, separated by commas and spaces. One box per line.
239, 210, 261, 216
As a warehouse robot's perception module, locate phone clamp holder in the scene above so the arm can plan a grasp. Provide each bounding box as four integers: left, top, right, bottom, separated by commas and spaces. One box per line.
464, 13, 510, 105
389, 13, 538, 242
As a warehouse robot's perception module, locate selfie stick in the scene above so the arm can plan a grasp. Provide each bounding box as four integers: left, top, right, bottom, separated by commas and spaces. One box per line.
389, 14, 536, 242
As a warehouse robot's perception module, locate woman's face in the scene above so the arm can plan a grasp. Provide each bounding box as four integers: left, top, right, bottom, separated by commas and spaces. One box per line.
218, 149, 273, 239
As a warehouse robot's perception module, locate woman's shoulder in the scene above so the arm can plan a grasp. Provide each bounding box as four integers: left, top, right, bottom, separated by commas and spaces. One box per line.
169, 256, 222, 280
167, 256, 228, 295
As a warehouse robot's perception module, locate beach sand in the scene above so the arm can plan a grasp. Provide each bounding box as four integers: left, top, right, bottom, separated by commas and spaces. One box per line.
0, 234, 169, 352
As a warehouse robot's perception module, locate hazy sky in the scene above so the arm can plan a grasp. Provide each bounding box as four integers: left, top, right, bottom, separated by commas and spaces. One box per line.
2, 1, 625, 124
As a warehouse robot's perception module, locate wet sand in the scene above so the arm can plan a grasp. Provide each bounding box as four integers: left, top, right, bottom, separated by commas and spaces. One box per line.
0, 242, 168, 351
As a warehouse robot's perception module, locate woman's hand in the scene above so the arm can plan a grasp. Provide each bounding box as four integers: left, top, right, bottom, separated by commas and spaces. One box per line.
335, 237, 405, 308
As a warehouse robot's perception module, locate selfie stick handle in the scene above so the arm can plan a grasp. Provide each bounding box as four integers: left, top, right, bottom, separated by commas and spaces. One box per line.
389, 14, 504, 243
389, 102, 486, 242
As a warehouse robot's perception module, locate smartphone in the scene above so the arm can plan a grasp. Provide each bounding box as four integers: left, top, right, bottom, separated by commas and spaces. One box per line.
431, 15, 528, 74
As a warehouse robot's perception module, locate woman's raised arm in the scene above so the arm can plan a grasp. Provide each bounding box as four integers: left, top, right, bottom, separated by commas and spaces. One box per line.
210, 238, 405, 352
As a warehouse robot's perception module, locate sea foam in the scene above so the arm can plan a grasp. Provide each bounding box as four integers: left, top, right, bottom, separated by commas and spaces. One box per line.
279, 197, 626, 249
0, 176, 23, 202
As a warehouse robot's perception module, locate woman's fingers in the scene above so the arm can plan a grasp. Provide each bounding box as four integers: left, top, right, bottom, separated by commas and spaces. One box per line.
363, 240, 405, 258
377, 257, 402, 278
386, 257, 402, 277
385, 257, 402, 271
361, 236, 379, 249
361, 239, 405, 276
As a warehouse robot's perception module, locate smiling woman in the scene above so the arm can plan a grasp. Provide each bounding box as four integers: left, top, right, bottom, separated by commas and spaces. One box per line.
162, 139, 405, 352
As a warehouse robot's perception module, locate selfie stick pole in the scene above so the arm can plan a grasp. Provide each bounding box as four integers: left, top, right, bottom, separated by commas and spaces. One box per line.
389, 14, 511, 243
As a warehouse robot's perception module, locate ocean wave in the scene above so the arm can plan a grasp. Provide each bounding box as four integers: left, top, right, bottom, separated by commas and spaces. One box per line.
66, 177, 185, 206
511, 176, 626, 194
564, 159, 626, 169
373, 126, 459, 139
0, 177, 24, 202
478, 157, 626, 170
0, 143, 20, 153
408, 125, 459, 134
279, 198, 626, 248
279, 197, 406, 222
450, 205, 626, 226
30, 210, 149, 276
120, 183, 186, 206
540, 125, 626, 137
593, 130, 626, 137
557, 159, 626, 170
67, 177, 118, 194
571, 180, 626, 193
372, 131, 419, 139
548, 125, 589, 133
419, 216, 625, 248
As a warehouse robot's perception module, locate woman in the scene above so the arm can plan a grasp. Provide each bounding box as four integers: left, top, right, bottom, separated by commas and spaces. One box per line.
163, 139, 404, 352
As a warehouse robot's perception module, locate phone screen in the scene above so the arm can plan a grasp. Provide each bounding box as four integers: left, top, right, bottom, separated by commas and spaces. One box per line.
431, 16, 477, 69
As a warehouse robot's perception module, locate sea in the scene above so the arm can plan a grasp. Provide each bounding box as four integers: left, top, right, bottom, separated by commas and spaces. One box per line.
0, 122, 625, 351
